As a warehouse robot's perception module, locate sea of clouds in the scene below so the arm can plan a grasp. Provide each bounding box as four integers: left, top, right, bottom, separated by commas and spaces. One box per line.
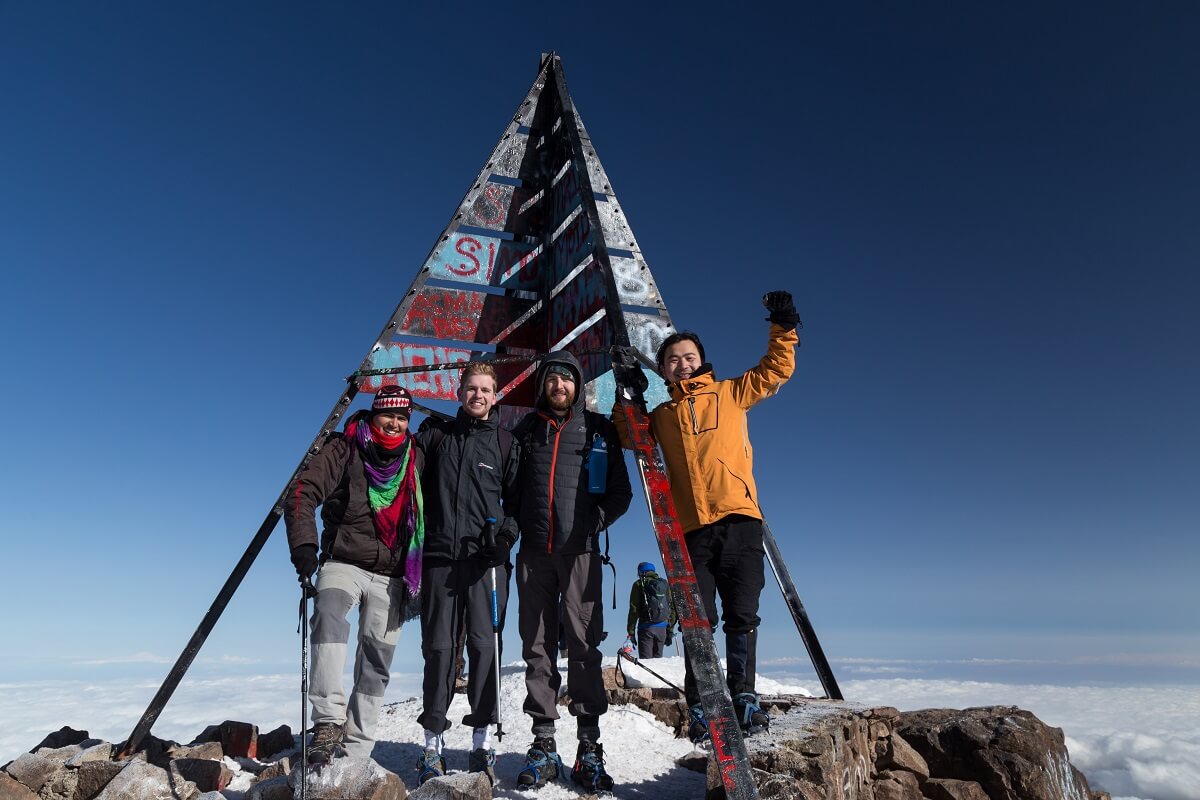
2, 664, 1197, 800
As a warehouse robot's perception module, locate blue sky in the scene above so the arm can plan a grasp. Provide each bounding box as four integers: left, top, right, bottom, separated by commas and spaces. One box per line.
1, 1, 1197, 703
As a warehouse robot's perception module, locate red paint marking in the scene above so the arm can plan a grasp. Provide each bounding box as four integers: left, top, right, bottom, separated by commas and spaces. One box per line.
448, 236, 483, 276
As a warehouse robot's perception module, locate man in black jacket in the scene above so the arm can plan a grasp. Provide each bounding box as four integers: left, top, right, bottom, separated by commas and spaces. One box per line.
285, 385, 423, 763
414, 362, 521, 786
511, 351, 632, 792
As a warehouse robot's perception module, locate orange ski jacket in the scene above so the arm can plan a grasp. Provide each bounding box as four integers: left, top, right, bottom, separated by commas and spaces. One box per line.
615, 323, 797, 534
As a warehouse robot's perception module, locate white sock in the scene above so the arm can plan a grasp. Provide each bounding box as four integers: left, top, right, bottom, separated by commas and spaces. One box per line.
472, 726, 490, 750
424, 730, 443, 754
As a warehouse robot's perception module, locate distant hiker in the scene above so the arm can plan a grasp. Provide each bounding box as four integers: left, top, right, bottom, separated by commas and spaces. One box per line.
627, 562, 676, 659
510, 351, 632, 792
613, 291, 801, 741
413, 362, 521, 786
284, 385, 423, 763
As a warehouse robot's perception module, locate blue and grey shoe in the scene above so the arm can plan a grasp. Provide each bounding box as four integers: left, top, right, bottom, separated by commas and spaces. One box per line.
687, 704, 710, 744
733, 692, 770, 734
571, 740, 614, 793
517, 736, 563, 788
416, 748, 447, 785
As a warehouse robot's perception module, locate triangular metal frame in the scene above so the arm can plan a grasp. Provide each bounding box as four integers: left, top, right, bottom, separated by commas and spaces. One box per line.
120, 57, 838, 793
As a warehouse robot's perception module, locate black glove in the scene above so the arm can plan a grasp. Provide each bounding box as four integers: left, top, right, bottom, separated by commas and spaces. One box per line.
763, 290, 801, 331
480, 532, 515, 568
611, 346, 650, 394
290, 544, 319, 583
666, 626, 675, 646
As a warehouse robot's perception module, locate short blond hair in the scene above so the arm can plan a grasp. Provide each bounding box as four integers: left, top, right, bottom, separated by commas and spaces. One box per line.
460, 361, 498, 391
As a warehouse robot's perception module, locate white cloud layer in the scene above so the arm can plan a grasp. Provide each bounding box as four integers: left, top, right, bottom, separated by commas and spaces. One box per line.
845, 678, 1200, 800
3, 668, 1197, 800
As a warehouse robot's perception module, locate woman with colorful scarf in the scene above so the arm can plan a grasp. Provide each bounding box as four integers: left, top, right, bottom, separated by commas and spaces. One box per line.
284, 385, 424, 764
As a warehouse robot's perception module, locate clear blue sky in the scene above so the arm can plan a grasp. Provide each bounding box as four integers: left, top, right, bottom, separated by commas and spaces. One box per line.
2, 3, 1197, 690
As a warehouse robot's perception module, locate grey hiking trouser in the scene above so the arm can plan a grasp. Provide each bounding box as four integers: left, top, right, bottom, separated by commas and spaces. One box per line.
310, 561, 409, 759
518, 548, 607, 741
417, 558, 510, 734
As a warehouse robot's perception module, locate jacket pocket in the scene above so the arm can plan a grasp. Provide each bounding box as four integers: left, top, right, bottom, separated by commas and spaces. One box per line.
686, 392, 719, 434
712, 458, 754, 516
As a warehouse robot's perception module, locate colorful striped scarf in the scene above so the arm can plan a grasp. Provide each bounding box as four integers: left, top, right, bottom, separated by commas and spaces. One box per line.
346, 417, 424, 597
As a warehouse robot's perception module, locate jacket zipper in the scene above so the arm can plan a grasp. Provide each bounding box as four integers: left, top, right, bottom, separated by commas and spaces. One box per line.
687, 397, 700, 434
546, 418, 564, 553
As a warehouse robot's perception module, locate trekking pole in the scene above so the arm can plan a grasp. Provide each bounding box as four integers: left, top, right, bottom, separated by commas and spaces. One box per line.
616, 643, 685, 696
298, 576, 314, 800
483, 518, 505, 742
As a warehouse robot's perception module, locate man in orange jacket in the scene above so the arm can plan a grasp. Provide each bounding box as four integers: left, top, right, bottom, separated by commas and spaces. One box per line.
613, 291, 800, 741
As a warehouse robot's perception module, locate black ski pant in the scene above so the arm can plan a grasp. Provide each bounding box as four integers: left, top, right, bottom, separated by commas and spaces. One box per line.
517, 548, 607, 742
637, 625, 668, 659
417, 557, 510, 733
682, 514, 765, 707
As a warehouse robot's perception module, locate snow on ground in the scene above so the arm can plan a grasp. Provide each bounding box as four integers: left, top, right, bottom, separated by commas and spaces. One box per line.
368, 655, 795, 799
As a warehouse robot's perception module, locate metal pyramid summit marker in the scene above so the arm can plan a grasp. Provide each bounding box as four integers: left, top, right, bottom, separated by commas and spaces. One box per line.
362, 52, 675, 418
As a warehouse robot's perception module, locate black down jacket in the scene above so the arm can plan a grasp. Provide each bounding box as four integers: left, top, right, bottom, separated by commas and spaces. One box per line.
512, 351, 632, 555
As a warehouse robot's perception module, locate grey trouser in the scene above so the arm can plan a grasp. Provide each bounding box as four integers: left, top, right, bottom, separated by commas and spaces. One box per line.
518, 549, 607, 741
310, 561, 408, 759
637, 626, 667, 659
417, 558, 509, 733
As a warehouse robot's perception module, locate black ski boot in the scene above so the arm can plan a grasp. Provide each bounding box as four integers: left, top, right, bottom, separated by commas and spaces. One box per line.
687, 703, 710, 744
308, 722, 345, 764
517, 736, 563, 788
733, 692, 770, 734
571, 740, 614, 793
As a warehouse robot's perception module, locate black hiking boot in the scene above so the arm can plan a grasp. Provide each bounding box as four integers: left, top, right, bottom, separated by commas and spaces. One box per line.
468, 747, 496, 785
733, 692, 770, 734
571, 740, 614, 793
517, 736, 563, 788
307, 722, 345, 764
416, 748, 447, 785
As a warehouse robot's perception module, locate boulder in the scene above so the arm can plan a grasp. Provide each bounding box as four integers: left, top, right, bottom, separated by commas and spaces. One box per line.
257, 725, 295, 759
408, 770, 488, 799
65, 743, 115, 767
878, 732, 929, 778
290, 758, 407, 800
0, 773, 38, 800
73, 760, 124, 800
872, 769, 923, 800
93, 759, 199, 800
168, 742, 224, 762
171, 758, 234, 792
924, 778, 991, 800
4, 753, 60, 793
256, 756, 292, 782
897, 707, 1094, 800
247, 775, 292, 800
31, 729, 90, 753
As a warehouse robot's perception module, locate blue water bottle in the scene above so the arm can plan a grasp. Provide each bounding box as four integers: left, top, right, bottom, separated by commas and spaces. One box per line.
587, 434, 608, 494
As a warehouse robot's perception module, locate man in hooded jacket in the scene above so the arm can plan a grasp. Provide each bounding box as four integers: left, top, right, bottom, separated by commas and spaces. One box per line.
510, 350, 632, 792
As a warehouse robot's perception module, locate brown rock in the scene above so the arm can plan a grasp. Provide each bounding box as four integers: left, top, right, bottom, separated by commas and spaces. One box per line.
675, 752, 708, 772
65, 743, 114, 767
4, 753, 59, 793
171, 758, 233, 792
878, 733, 929, 778
406, 770, 480, 798
73, 760, 123, 800
248, 775, 292, 800
31, 729, 90, 753
257, 725, 295, 759
897, 706, 1093, 800
0, 772, 39, 800
869, 720, 891, 740
93, 759, 198, 800
873, 769, 923, 800
293, 758, 407, 800
923, 778, 990, 800
167, 742, 224, 762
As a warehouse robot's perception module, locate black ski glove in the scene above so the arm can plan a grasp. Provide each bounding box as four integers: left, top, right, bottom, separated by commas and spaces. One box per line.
666, 626, 675, 647
763, 290, 801, 331
480, 531, 515, 568
611, 346, 650, 395
291, 544, 319, 583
